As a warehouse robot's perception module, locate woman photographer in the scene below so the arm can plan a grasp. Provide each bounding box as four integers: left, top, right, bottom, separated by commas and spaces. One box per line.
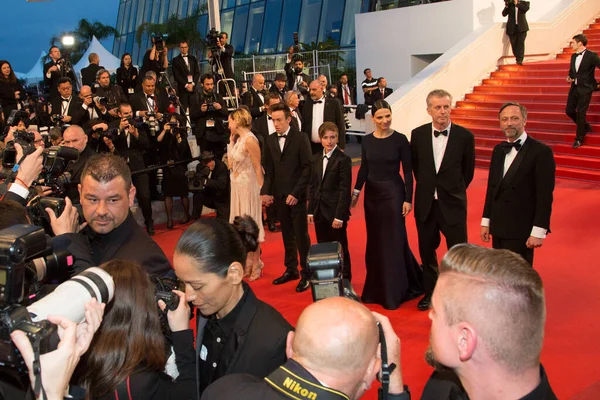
157, 113, 191, 229
172, 216, 292, 397
74, 259, 196, 399
116, 53, 138, 98
0, 60, 24, 120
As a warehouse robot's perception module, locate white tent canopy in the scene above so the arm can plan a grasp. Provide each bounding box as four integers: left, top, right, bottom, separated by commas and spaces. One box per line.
74, 36, 121, 83
19, 51, 47, 84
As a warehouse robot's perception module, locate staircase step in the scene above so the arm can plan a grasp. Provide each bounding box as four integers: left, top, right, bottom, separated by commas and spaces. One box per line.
474, 137, 600, 158
482, 77, 570, 85
456, 100, 600, 113
491, 70, 571, 78
452, 108, 600, 123
583, 28, 600, 35
498, 62, 568, 72
587, 23, 600, 29
453, 116, 598, 132
464, 125, 600, 146
475, 146, 600, 169
466, 92, 568, 102
473, 85, 569, 94
475, 158, 600, 183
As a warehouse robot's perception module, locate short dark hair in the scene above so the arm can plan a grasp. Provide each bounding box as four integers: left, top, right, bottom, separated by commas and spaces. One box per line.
179, 40, 188, 46
264, 92, 281, 106
318, 122, 339, 139
49, 45, 60, 53
118, 102, 132, 113
371, 99, 391, 116
572, 34, 587, 47
220, 32, 228, 39
377, 77, 386, 84
270, 102, 291, 119
0, 200, 28, 229
57, 77, 72, 87
498, 102, 527, 120
363, 68, 371, 75
175, 216, 259, 277
200, 73, 213, 84
81, 154, 132, 190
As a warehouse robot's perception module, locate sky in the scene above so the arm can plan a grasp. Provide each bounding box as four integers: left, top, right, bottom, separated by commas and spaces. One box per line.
0, 0, 120, 73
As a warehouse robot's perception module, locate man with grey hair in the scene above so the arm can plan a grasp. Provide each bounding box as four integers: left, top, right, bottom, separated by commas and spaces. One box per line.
422, 243, 556, 399
302, 79, 346, 154
481, 102, 555, 265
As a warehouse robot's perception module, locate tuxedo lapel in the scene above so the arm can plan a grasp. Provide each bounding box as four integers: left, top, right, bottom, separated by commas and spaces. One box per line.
421, 125, 437, 175
316, 153, 324, 185
281, 129, 293, 155
322, 148, 339, 182
500, 139, 531, 189
438, 128, 458, 173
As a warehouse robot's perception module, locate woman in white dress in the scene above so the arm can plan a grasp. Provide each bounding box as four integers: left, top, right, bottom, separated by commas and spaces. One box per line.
227, 108, 265, 280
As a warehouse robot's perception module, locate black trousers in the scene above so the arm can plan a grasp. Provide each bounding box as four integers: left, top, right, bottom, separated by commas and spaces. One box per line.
492, 236, 534, 266
178, 90, 194, 113
508, 30, 527, 63
265, 201, 278, 225
192, 191, 230, 221
132, 171, 153, 226
415, 200, 467, 295
565, 86, 593, 141
314, 215, 352, 281
275, 197, 311, 275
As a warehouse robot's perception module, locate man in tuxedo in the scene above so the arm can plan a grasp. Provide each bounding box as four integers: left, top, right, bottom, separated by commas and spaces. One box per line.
481, 102, 555, 265
566, 34, 600, 149
79, 85, 110, 130
361, 68, 378, 105
411, 89, 475, 311
253, 92, 280, 142
285, 91, 303, 133
302, 80, 346, 154
80, 53, 103, 87
95, 69, 128, 120
50, 78, 86, 127
62, 125, 96, 204
190, 74, 228, 160
261, 103, 312, 292
372, 77, 393, 101
44, 46, 77, 100
109, 102, 154, 235
285, 48, 311, 99
192, 151, 230, 221
241, 74, 267, 119
209, 32, 235, 98
308, 122, 353, 281
172, 41, 200, 112
269, 73, 287, 101
337, 73, 356, 106
502, 0, 530, 65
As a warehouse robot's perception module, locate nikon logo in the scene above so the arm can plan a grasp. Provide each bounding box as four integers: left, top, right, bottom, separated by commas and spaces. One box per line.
283, 377, 318, 399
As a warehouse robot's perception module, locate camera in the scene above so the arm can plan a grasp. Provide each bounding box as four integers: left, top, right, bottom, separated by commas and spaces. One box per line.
206, 28, 220, 50
27, 197, 83, 237
2, 130, 35, 168
307, 242, 359, 302
151, 33, 169, 52
0, 224, 114, 373
186, 164, 211, 191
93, 96, 108, 107
293, 32, 301, 53
50, 114, 64, 125
37, 146, 79, 196
94, 127, 118, 143
5, 110, 29, 128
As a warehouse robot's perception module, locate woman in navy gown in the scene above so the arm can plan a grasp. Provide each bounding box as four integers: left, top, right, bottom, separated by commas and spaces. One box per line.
351, 100, 423, 309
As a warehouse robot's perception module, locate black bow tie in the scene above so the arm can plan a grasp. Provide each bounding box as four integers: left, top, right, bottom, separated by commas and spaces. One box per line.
267, 115, 272, 120
182, 54, 188, 57
575, 51, 585, 57
323, 155, 329, 160
314, 100, 323, 104
278, 134, 287, 140
434, 130, 448, 138
500, 139, 522, 154
147, 94, 155, 100
62, 98, 69, 102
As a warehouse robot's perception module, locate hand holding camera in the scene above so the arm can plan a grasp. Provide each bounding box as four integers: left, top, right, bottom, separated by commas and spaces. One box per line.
157, 289, 191, 332
372, 312, 404, 394
45, 196, 87, 236
15, 143, 45, 188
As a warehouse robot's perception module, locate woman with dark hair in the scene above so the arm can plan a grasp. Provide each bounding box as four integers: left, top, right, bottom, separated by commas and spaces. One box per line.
172, 215, 292, 398
0, 60, 24, 120
157, 113, 191, 229
351, 99, 423, 310
116, 53, 138, 97
75, 260, 196, 399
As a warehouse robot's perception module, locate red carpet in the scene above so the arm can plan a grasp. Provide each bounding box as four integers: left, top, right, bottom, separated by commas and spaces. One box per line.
153, 167, 600, 399
453, 16, 600, 183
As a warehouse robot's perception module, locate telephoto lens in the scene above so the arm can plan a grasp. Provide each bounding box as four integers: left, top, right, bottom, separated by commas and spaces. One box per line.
27, 267, 115, 323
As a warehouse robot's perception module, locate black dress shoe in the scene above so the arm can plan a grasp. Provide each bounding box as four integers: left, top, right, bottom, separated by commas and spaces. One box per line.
272, 270, 299, 285
417, 294, 432, 311
405, 288, 424, 302
147, 225, 155, 236
573, 140, 583, 149
268, 223, 280, 232
296, 277, 310, 292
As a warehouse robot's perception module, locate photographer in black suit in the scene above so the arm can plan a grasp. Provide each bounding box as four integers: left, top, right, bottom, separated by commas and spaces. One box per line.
208, 31, 235, 97
80, 53, 103, 87
190, 74, 228, 160
95, 69, 128, 120
502, 0, 530, 65
172, 40, 200, 112
44, 46, 77, 99
50, 78, 86, 127
191, 151, 230, 221
481, 103, 555, 265
285, 47, 311, 99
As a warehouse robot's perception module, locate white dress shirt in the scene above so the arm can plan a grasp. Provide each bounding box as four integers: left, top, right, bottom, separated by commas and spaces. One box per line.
278, 126, 291, 152
267, 113, 276, 135
431, 122, 451, 199
480, 132, 547, 238
61, 97, 72, 116
311, 97, 326, 143
574, 50, 586, 84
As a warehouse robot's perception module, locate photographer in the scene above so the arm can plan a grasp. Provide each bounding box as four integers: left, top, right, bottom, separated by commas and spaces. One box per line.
95, 69, 128, 119
208, 31, 234, 96
49, 78, 86, 127
50, 153, 172, 276
503, 0, 530, 65
0, 143, 44, 206
202, 297, 408, 400
86, 117, 113, 153
79, 85, 110, 132
285, 47, 312, 99
191, 151, 230, 221
62, 125, 96, 204
157, 113, 191, 229
109, 102, 155, 235
190, 74, 228, 160
43, 46, 77, 100
139, 35, 169, 86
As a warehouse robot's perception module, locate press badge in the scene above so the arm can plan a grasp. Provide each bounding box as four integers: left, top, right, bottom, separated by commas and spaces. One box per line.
128, 88, 134, 94
187, 75, 193, 84
200, 345, 208, 361
206, 119, 215, 128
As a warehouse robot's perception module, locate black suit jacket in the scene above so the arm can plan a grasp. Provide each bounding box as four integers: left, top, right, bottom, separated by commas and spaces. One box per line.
50, 96, 86, 126
482, 135, 555, 239
129, 90, 169, 116
241, 87, 265, 119
109, 118, 149, 172
202, 158, 230, 205
502, 1, 530, 34
336, 82, 356, 105
172, 54, 200, 94
308, 147, 352, 222
268, 85, 286, 102
568, 49, 600, 95
372, 87, 393, 101
210, 44, 234, 79
261, 127, 312, 201
190, 92, 229, 141
284, 61, 311, 94
65, 145, 96, 203
301, 97, 346, 149
195, 282, 292, 399
44, 60, 77, 99
411, 122, 475, 226
80, 63, 103, 87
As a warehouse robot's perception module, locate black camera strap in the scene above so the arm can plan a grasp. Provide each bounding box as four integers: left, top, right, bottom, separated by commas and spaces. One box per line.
264, 364, 349, 400
31, 335, 48, 400
378, 323, 397, 400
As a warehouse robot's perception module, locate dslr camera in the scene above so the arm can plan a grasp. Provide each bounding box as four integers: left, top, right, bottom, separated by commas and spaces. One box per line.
307, 242, 358, 302
151, 33, 169, 52
93, 96, 108, 107
206, 28, 220, 50
50, 114, 65, 126
1, 130, 35, 168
